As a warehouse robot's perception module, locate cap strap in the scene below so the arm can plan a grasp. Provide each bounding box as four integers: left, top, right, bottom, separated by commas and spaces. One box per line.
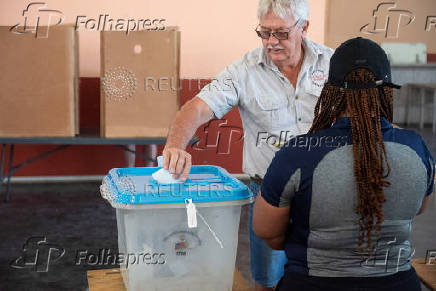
384, 82, 402, 89
343, 81, 401, 90
344, 81, 377, 89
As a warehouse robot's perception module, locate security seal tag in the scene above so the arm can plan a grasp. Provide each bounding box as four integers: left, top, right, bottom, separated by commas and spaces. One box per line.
185, 199, 197, 228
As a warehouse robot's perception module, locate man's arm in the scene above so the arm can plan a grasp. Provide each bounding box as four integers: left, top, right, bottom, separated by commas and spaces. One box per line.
163, 60, 241, 181
163, 97, 215, 182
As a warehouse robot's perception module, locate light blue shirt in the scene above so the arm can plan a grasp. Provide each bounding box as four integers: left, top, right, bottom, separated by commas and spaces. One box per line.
197, 37, 334, 178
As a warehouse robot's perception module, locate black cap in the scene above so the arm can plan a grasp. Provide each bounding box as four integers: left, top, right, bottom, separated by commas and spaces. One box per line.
328, 37, 401, 90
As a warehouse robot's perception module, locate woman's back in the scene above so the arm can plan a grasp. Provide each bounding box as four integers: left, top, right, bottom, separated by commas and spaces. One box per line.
307, 122, 431, 277
261, 117, 434, 277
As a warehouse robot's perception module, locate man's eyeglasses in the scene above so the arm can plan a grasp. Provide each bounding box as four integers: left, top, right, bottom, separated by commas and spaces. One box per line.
255, 19, 301, 40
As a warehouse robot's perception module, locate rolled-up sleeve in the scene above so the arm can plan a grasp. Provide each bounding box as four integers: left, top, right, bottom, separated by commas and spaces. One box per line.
197, 64, 240, 119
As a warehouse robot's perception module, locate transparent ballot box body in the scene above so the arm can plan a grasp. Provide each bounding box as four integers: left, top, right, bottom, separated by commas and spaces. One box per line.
100, 166, 252, 291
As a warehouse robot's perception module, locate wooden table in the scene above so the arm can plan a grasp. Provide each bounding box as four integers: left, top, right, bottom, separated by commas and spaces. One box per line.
87, 268, 251, 291
405, 83, 436, 133
412, 258, 436, 291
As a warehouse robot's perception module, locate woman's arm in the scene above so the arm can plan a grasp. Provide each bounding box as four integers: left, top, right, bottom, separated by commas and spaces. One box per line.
417, 193, 433, 215
252, 191, 291, 250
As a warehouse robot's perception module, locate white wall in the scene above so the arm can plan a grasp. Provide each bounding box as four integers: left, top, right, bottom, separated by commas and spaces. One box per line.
0, 0, 326, 77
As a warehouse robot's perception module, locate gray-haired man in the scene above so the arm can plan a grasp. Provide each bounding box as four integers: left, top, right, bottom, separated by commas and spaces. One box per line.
162, 0, 333, 289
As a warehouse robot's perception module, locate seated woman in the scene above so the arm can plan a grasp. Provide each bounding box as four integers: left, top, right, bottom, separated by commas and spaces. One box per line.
252, 37, 435, 291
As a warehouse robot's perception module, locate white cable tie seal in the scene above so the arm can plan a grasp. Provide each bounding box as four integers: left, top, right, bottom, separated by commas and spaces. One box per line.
185, 199, 197, 228
184, 199, 224, 248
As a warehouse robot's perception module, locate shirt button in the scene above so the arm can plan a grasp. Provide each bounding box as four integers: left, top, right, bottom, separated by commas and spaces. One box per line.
295, 95, 299, 100
298, 118, 302, 122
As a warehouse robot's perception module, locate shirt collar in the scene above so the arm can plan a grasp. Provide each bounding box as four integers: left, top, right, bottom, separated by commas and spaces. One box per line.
257, 46, 271, 66
331, 117, 393, 129
257, 37, 321, 67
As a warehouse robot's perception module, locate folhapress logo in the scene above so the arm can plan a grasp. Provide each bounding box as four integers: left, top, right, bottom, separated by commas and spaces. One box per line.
10, 2, 64, 38
360, 2, 415, 39
10, 236, 65, 272
10, 2, 166, 38
191, 119, 244, 155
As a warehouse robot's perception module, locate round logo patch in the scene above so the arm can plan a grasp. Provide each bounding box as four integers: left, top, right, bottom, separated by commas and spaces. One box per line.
310, 69, 328, 87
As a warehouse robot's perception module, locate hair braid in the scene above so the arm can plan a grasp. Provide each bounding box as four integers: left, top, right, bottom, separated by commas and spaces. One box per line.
309, 69, 393, 251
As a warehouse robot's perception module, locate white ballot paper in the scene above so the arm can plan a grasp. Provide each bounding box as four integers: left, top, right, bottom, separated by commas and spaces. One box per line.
152, 155, 181, 184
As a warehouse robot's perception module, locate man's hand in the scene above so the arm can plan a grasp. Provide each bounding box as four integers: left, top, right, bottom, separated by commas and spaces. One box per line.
162, 147, 192, 182
163, 97, 215, 182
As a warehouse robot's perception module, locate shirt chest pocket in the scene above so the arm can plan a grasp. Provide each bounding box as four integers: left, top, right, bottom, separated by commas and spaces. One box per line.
297, 81, 323, 124
254, 95, 292, 131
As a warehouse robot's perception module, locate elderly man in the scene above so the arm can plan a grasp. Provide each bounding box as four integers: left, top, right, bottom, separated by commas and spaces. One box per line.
162, 0, 333, 289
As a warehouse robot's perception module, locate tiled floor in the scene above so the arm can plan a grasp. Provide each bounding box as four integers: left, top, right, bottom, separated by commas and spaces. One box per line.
0, 125, 434, 290
1, 183, 433, 290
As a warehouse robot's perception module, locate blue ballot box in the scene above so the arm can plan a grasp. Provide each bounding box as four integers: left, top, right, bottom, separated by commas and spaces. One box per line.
100, 165, 252, 291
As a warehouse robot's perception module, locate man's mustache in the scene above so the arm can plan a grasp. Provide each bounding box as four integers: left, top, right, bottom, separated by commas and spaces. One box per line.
267, 45, 285, 50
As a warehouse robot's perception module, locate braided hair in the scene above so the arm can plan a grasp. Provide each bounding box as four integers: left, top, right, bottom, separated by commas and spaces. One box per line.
309, 68, 394, 251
